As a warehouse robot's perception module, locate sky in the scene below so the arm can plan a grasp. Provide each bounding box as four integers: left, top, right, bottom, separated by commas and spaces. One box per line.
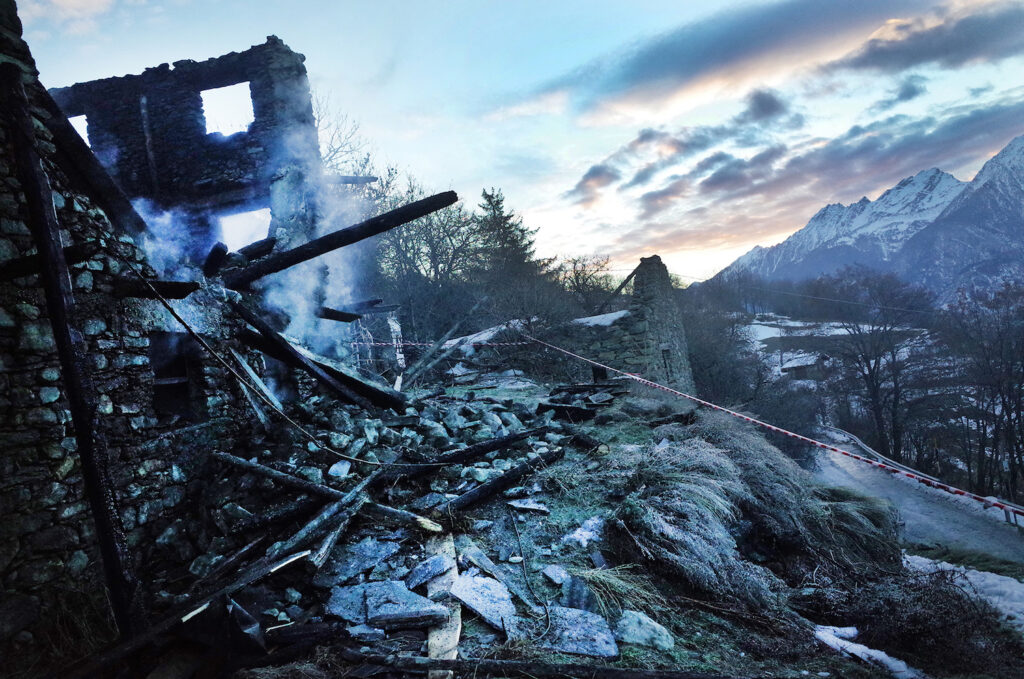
20, 0, 1024, 279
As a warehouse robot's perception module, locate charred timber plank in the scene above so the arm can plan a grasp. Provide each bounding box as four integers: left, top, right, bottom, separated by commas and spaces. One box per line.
334, 647, 730, 679
382, 428, 548, 480
213, 451, 349, 504
38, 87, 149, 236
237, 236, 276, 261
595, 265, 639, 314
228, 347, 283, 412
317, 306, 362, 323
224, 191, 458, 290
238, 327, 405, 411
111, 277, 201, 299
202, 242, 229, 277
230, 300, 375, 410
62, 550, 312, 679
211, 453, 441, 532
268, 493, 367, 560
0, 241, 99, 281
363, 502, 443, 533
0, 63, 143, 637
432, 448, 563, 517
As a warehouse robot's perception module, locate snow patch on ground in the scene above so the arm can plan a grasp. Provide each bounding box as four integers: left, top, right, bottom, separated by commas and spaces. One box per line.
905, 554, 1024, 633
815, 625, 925, 678
572, 309, 630, 327
444, 320, 525, 356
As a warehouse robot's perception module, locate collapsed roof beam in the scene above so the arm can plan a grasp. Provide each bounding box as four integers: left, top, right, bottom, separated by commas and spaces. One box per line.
223, 191, 458, 290
236, 236, 276, 261
237, 326, 406, 411
317, 306, 362, 323
229, 299, 377, 411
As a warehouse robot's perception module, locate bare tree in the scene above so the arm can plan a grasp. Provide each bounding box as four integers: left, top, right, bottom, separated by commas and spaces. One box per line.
311, 90, 366, 174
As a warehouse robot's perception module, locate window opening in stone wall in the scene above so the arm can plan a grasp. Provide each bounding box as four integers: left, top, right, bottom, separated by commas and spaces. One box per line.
219, 207, 271, 251
68, 115, 90, 147
148, 331, 206, 423
200, 82, 255, 136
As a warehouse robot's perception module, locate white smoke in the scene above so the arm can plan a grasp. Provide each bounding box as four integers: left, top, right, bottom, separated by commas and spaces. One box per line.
133, 199, 201, 280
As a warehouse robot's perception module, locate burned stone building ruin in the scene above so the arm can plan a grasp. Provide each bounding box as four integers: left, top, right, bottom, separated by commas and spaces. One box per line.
0, 1, 703, 675
48, 35, 325, 258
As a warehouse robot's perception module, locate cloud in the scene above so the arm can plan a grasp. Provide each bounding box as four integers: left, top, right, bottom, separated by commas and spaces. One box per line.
734, 89, 788, 123
639, 177, 689, 218
19, 0, 115, 32
531, 0, 929, 115
830, 2, 1024, 73
595, 89, 799, 192
871, 74, 929, 111
598, 95, 1024, 270
717, 96, 1024, 204
564, 163, 622, 207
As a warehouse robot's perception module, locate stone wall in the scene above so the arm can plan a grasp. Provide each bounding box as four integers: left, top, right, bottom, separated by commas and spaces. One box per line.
0, 3, 261, 644
543, 256, 695, 392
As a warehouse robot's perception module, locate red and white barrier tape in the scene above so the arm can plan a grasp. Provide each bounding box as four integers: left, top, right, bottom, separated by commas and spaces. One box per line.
524, 333, 1024, 519
350, 340, 531, 348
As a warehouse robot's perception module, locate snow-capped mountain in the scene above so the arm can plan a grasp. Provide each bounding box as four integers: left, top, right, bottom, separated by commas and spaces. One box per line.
718, 134, 1024, 298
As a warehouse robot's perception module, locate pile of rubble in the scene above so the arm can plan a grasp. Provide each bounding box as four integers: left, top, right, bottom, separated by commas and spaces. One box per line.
68, 380, 687, 678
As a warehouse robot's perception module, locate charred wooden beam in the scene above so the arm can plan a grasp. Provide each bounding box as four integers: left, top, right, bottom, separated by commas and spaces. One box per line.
111, 277, 201, 299
1, 63, 143, 637
211, 453, 441, 533
404, 297, 485, 387
62, 550, 312, 679
38, 87, 149, 236
230, 300, 376, 411
202, 241, 229, 277
381, 428, 548, 481
224, 191, 458, 290
595, 264, 639, 314
237, 236, 276, 261
0, 241, 99, 281
432, 448, 563, 517
317, 306, 362, 323
238, 327, 405, 411
351, 298, 383, 311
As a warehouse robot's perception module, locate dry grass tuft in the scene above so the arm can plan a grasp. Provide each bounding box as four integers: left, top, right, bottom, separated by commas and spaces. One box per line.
568, 564, 665, 619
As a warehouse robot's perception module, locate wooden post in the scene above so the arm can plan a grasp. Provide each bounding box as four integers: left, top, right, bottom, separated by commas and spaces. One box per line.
223, 191, 458, 290
0, 63, 142, 637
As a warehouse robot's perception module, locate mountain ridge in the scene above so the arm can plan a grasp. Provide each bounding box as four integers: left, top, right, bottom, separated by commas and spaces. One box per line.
717, 134, 1024, 298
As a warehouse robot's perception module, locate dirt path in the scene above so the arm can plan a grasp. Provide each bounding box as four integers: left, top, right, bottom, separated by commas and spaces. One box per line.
814, 449, 1024, 564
